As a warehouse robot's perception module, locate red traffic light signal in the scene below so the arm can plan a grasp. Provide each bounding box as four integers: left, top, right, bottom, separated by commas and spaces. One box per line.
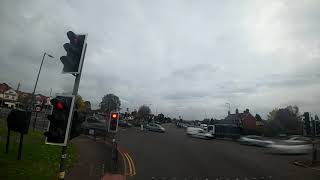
50, 98, 65, 110
45, 95, 75, 146
111, 113, 118, 119
108, 112, 119, 133
57, 101, 64, 110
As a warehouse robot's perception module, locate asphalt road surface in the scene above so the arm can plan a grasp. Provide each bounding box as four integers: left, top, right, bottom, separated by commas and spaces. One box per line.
117, 123, 320, 180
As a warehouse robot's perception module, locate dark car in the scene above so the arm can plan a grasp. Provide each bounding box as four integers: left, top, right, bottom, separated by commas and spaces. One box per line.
118, 120, 132, 127
81, 116, 107, 136
145, 123, 165, 133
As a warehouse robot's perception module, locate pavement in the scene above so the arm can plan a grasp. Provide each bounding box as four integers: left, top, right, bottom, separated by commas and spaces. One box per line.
117, 123, 320, 180
66, 135, 124, 180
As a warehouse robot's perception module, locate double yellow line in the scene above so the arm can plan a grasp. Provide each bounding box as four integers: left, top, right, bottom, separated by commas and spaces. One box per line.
120, 151, 136, 177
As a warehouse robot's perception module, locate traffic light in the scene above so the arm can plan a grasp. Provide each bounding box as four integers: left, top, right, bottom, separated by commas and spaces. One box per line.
44, 95, 75, 146
303, 112, 311, 136
60, 31, 87, 73
69, 111, 85, 140
108, 112, 119, 133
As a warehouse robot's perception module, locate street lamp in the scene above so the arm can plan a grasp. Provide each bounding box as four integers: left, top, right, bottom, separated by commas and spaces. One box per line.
29, 52, 54, 131
28, 52, 55, 110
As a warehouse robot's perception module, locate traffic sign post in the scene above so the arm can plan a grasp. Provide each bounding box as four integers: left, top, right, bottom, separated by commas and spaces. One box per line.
6, 109, 31, 160
108, 112, 120, 172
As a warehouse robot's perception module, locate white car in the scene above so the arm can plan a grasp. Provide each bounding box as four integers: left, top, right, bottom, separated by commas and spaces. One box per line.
239, 135, 274, 147
190, 129, 213, 139
281, 137, 311, 145
268, 144, 312, 154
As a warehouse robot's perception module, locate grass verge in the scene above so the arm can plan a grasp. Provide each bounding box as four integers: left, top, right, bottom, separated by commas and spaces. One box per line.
0, 119, 78, 180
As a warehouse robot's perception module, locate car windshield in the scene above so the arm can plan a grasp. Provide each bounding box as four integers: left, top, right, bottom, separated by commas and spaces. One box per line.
1, 1, 320, 180
87, 117, 101, 123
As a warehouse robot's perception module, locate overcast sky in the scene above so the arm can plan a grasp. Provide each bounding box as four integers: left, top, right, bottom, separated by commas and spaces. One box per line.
1, 0, 319, 119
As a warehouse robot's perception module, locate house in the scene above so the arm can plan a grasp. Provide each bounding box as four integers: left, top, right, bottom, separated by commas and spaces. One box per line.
35, 94, 48, 105
0, 83, 18, 108
0, 83, 11, 103
223, 108, 257, 135
1, 88, 18, 108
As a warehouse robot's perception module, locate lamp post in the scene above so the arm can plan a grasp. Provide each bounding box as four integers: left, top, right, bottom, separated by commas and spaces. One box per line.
226, 102, 231, 113
30, 52, 54, 130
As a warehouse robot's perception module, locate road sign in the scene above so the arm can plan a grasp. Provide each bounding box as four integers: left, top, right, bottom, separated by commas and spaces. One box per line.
36, 106, 41, 112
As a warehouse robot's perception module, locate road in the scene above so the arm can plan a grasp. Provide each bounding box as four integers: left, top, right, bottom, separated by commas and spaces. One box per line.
118, 123, 320, 180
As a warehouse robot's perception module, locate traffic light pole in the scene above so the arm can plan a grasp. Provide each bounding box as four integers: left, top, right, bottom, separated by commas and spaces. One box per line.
58, 43, 87, 180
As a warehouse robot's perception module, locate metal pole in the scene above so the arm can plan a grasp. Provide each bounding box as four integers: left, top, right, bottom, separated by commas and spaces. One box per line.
5, 130, 10, 153
33, 111, 38, 131
310, 112, 317, 165
29, 53, 46, 111
58, 43, 87, 180
17, 133, 24, 160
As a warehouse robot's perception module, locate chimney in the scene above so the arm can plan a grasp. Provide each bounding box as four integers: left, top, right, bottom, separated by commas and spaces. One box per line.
244, 108, 249, 114
235, 109, 239, 114
228, 111, 230, 115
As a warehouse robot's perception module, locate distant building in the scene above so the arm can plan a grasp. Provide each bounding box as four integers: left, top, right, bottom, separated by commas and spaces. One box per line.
0, 83, 18, 108
223, 108, 257, 135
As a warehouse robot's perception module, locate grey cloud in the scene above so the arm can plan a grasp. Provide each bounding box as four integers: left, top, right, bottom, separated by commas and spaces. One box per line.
1, 0, 320, 119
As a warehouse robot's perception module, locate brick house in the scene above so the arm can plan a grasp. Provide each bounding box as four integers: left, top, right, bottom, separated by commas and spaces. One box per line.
223, 108, 257, 135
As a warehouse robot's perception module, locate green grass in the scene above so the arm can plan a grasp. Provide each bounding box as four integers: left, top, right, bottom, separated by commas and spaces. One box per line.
0, 120, 78, 180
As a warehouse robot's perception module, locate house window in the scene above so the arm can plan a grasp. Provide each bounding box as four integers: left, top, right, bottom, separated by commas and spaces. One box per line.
5, 95, 9, 98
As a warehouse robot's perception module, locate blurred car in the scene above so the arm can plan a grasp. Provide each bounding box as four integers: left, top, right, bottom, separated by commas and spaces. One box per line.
200, 124, 208, 131
268, 144, 312, 154
239, 135, 274, 147
146, 123, 165, 133
186, 127, 203, 135
281, 137, 311, 145
190, 129, 213, 140
118, 120, 132, 127
81, 116, 107, 136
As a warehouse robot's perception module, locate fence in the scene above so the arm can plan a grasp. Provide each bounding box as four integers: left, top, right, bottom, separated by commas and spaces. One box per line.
0, 107, 49, 131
